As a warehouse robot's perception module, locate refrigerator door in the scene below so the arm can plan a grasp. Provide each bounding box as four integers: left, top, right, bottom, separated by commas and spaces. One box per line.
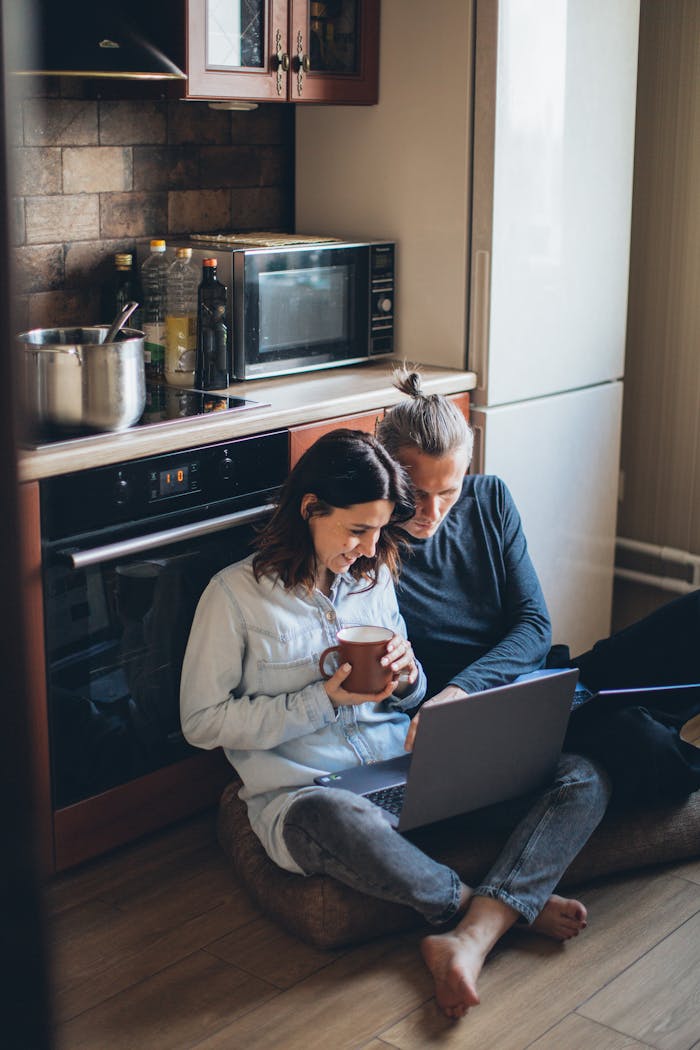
470, 0, 639, 406
470, 381, 623, 656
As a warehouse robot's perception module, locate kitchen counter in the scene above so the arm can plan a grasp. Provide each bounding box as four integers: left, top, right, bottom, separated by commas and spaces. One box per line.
18, 362, 476, 482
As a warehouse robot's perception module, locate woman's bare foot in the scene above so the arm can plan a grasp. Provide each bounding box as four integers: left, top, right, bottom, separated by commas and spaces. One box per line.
420, 930, 484, 1020
528, 894, 587, 940
420, 896, 519, 1019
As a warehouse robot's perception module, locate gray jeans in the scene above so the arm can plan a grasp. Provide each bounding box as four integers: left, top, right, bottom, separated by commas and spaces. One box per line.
282, 753, 610, 925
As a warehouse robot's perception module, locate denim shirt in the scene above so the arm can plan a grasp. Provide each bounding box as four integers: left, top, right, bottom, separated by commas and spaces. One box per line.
180, 554, 426, 873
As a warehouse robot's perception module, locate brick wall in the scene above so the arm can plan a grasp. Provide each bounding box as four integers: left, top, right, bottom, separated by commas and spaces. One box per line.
12, 84, 294, 331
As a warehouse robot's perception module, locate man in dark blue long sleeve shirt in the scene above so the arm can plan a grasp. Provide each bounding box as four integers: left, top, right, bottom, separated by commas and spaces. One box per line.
372, 374, 612, 1015
376, 367, 699, 1017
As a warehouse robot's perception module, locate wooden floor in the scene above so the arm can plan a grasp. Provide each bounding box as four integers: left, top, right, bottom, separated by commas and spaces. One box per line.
46, 794, 700, 1050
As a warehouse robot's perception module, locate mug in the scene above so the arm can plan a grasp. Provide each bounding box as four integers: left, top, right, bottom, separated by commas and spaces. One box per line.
319, 625, 395, 694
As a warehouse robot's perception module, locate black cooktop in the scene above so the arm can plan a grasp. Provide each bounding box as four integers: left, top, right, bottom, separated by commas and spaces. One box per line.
24, 382, 267, 449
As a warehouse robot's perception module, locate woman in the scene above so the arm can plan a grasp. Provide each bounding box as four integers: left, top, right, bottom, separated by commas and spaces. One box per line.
181, 429, 437, 889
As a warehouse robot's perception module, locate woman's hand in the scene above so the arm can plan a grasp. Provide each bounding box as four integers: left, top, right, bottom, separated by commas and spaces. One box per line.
323, 663, 396, 708
323, 633, 418, 708
381, 633, 419, 695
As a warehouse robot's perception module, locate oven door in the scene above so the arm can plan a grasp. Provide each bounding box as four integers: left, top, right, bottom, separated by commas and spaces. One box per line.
236, 244, 371, 379
43, 504, 270, 813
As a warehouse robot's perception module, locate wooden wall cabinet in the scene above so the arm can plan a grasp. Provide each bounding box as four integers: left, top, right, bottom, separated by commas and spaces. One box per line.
184, 0, 380, 104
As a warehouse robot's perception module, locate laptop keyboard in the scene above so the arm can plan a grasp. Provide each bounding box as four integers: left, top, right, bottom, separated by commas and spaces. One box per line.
365, 783, 406, 816
572, 685, 594, 709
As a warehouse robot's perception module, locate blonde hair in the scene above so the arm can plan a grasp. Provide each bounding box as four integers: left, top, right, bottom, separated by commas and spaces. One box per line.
376, 365, 474, 463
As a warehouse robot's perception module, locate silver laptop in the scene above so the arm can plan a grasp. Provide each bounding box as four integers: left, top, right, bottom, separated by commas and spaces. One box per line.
314, 669, 579, 832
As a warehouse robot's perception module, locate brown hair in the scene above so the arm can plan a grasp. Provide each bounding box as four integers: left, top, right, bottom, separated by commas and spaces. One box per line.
253, 428, 415, 591
376, 364, 474, 461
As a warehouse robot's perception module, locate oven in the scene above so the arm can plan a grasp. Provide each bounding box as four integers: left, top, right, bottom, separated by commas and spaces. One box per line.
39, 429, 288, 868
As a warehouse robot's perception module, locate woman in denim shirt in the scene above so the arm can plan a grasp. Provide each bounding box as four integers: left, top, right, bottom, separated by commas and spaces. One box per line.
181, 429, 427, 870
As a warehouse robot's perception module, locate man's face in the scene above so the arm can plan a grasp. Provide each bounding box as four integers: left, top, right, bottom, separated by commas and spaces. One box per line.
394, 446, 470, 539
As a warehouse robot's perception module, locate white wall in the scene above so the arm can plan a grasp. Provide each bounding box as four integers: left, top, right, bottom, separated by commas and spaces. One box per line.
296, 0, 473, 369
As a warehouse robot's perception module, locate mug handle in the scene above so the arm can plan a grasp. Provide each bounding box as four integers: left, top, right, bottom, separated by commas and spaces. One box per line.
319, 645, 340, 679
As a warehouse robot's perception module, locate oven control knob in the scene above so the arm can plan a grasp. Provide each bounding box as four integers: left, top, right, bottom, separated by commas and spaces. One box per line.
113, 473, 130, 506
377, 297, 392, 314
219, 454, 234, 482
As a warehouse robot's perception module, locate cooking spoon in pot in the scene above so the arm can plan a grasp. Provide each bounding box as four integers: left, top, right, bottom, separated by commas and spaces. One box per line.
104, 301, 140, 343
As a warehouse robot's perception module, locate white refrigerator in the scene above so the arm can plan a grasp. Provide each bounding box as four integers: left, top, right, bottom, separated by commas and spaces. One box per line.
296, 0, 640, 655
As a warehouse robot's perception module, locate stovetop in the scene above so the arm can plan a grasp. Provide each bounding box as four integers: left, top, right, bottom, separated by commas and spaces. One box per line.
23, 383, 268, 450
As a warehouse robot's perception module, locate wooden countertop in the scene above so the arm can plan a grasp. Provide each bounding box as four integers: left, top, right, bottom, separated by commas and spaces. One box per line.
17, 362, 477, 482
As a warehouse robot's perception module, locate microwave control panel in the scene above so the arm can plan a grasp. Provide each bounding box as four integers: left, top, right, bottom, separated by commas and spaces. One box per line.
370, 243, 395, 356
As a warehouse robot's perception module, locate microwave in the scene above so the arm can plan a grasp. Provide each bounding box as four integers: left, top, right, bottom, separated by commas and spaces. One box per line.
169, 234, 395, 382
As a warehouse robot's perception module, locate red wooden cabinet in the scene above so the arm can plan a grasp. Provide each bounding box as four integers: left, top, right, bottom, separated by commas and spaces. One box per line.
290, 408, 384, 467
19, 482, 53, 876
289, 393, 471, 467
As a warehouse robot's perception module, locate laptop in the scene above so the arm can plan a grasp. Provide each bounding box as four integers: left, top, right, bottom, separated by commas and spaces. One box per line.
314, 668, 579, 832
571, 680, 700, 713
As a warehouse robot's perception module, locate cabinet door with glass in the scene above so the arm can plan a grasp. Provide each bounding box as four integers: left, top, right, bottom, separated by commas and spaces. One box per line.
187, 0, 379, 103
187, 0, 290, 101
290, 0, 379, 104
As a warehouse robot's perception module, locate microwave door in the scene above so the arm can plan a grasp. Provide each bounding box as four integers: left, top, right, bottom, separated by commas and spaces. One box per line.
238, 245, 371, 380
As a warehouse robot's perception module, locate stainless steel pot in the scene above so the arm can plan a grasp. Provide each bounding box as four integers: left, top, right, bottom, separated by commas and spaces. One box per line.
18, 326, 146, 432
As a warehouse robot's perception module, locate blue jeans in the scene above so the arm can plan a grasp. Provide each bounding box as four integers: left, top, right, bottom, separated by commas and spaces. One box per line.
282, 752, 610, 925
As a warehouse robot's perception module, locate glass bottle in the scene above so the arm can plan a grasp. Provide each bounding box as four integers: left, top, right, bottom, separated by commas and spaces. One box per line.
165, 247, 198, 388
140, 239, 168, 377
195, 258, 230, 389
104, 253, 141, 330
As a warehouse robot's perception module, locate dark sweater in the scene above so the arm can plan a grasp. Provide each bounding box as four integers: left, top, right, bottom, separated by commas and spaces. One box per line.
397, 474, 551, 698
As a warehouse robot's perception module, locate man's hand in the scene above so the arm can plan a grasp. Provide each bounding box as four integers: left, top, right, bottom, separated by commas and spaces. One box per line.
404, 684, 470, 751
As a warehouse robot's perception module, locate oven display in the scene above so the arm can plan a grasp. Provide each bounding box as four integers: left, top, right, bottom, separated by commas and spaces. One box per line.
148, 459, 199, 501
159, 465, 189, 496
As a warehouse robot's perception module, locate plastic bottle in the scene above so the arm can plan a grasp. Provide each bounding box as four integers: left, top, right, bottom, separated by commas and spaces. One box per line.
165, 247, 198, 387
103, 253, 141, 330
195, 258, 230, 389
140, 239, 168, 377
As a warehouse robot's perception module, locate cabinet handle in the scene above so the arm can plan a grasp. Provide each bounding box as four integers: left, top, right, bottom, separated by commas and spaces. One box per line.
295, 30, 310, 95
273, 28, 289, 95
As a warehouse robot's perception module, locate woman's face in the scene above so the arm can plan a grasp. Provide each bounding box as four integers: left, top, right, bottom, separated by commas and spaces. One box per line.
303, 497, 395, 580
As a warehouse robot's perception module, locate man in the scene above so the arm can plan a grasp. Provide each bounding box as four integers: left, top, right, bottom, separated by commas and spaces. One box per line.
376, 367, 700, 1017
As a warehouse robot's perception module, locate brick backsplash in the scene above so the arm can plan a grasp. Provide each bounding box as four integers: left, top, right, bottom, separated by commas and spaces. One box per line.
12, 89, 294, 331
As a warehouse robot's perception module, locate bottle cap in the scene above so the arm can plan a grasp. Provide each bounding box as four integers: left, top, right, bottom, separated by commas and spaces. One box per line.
203, 258, 218, 267
175, 247, 193, 259
150, 239, 167, 251
114, 253, 132, 268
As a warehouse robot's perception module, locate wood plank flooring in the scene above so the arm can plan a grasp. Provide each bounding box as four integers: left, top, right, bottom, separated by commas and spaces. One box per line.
44, 807, 700, 1050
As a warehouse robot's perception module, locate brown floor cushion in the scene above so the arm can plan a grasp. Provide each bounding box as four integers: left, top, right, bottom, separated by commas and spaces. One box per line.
217, 779, 700, 949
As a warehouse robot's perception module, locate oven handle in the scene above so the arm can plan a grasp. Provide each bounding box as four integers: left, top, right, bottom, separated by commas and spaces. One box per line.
61, 503, 277, 569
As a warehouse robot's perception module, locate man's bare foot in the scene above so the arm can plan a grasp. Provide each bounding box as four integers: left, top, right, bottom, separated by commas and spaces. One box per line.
420, 930, 484, 1020
528, 894, 587, 940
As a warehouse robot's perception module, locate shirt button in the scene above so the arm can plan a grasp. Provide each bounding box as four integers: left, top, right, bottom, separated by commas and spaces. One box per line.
326, 611, 336, 622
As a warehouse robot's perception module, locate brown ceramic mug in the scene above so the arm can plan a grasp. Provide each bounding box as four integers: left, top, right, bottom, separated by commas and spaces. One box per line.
319, 625, 395, 694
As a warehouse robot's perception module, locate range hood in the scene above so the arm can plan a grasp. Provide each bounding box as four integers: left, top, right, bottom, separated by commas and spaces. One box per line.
18, 0, 186, 81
